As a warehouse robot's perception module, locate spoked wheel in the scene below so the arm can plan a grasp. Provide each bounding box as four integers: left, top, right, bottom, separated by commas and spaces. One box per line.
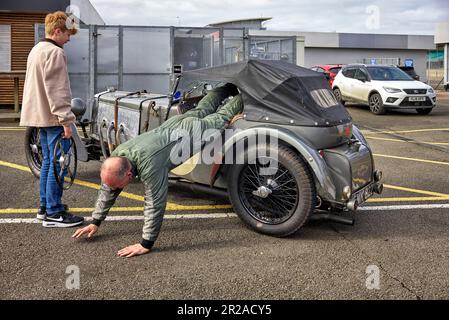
369, 93, 386, 115
227, 144, 315, 237
25, 127, 43, 178
52, 136, 77, 190
239, 161, 298, 225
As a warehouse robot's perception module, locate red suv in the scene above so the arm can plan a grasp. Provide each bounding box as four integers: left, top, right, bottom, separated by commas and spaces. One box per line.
310, 64, 344, 87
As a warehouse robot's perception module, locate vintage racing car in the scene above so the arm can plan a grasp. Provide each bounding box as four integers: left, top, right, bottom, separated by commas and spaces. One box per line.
25, 59, 383, 236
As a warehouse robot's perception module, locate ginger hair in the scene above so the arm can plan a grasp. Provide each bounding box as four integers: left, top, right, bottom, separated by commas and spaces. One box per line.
45, 11, 78, 36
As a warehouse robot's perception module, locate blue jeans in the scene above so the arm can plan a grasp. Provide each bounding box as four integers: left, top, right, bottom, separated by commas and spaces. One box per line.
39, 126, 70, 215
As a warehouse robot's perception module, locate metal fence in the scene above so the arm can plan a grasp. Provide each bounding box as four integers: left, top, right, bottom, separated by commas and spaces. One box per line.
426, 50, 445, 89
248, 35, 296, 64
35, 24, 297, 119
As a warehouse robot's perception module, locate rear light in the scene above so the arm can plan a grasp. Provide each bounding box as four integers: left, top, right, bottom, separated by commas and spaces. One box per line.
318, 150, 325, 157
343, 124, 353, 138
338, 122, 352, 139
337, 122, 353, 139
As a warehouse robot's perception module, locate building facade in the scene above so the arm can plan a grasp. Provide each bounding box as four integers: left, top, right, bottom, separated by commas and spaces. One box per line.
0, 0, 104, 106
435, 22, 449, 89
250, 30, 435, 82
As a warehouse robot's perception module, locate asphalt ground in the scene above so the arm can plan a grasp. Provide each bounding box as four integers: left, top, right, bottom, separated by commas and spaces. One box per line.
1, 92, 449, 300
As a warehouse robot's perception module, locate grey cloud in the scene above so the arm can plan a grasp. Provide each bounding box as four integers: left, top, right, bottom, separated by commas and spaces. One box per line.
89, 0, 449, 34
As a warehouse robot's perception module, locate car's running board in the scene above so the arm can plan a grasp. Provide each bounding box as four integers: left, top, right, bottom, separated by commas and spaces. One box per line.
168, 180, 229, 199
309, 213, 355, 226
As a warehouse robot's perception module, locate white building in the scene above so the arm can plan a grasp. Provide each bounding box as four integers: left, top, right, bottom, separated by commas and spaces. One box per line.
435, 22, 449, 89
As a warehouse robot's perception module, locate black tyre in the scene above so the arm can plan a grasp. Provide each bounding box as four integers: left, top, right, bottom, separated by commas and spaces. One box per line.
369, 93, 386, 115
227, 144, 316, 237
333, 88, 345, 105
416, 108, 432, 115
24, 127, 42, 178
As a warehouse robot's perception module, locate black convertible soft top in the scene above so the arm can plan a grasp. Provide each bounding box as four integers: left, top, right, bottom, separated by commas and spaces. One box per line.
183, 59, 352, 127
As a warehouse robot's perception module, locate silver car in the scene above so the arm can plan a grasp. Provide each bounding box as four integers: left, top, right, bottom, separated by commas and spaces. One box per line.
25, 60, 383, 236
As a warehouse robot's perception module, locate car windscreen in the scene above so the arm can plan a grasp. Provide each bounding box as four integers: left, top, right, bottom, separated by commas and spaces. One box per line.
178, 79, 226, 98
366, 66, 413, 81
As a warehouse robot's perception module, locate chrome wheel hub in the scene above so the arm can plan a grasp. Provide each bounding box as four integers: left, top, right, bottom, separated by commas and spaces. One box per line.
252, 185, 272, 198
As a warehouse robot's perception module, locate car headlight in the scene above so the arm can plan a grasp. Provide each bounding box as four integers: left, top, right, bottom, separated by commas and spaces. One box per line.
427, 88, 434, 94
383, 87, 402, 93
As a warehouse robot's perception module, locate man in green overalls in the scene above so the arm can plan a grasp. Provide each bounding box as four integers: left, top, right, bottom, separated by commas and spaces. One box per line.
72, 84, 243, 258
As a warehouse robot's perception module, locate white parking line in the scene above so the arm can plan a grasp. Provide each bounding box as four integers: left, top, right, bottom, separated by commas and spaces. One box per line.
1, 204, 449, 224
359, 203, 449, 211
0, 213, 238, 224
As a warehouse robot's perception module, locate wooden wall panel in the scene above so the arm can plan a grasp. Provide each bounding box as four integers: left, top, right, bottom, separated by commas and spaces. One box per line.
0, 12, 47, 105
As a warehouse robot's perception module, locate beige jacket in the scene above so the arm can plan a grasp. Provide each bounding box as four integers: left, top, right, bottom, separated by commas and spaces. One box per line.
20, 40, 75, 127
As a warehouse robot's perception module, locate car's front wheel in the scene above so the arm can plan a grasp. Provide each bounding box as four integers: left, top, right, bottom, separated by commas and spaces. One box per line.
227, 144, 316, 237
416, 108, 432, 115
369, 93, 386, 115
25, 127, 43, 178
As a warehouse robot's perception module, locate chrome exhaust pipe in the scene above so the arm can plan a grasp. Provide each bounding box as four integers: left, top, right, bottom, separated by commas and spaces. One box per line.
116, 124, 128, 145
107, 122, 116, 152
98, 120, 109, 159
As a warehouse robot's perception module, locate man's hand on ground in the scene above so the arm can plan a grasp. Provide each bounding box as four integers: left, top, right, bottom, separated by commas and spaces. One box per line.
72, 224, 98, 238
117, 244, 151, 258
63, 125, 72, 139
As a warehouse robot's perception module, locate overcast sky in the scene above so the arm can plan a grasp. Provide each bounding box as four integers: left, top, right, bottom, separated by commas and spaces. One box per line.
89, 0, 449, 35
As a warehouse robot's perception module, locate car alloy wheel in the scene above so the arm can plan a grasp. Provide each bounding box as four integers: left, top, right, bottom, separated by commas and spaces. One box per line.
369, 93, 386, 115
333, 88, 345, 105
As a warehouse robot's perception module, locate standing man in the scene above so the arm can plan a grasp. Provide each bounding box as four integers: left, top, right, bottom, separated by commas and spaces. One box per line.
20, 11, 84, 228
72, 85, 243, 258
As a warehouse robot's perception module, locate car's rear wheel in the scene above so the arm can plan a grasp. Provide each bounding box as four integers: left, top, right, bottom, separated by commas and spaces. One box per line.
416, 108, 432, 115
25, 127, 42, 178
369, 93, 386, 115
227, 144, 315, 237
333, 88, 345, 105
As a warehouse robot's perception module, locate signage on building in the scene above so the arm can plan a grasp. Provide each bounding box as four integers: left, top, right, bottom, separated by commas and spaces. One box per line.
404, 59, 413, 67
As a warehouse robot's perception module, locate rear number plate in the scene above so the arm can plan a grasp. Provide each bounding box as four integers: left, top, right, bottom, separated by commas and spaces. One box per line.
354, 185, 374, 204
409, 96, 426, 102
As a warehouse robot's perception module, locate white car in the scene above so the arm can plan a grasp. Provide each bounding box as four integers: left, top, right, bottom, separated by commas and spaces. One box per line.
332, 64, 437, 115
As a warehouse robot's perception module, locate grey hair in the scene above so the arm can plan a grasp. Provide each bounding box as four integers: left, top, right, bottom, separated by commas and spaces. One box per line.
102, 156, 131, 178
